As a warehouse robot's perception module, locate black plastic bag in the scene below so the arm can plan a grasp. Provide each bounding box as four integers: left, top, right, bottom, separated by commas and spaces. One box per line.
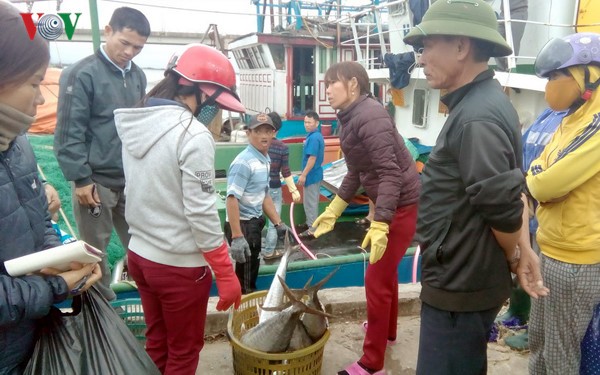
581, 303, 600, 375
24, 287, 160, 375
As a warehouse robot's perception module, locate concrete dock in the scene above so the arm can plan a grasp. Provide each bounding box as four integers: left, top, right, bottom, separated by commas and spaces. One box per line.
198, 283, 529, 374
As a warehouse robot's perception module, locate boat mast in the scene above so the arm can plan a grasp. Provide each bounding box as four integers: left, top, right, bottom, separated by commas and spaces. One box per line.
88, 0, 100, 51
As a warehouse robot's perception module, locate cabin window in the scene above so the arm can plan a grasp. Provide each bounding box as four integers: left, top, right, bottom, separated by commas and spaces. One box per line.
252, 46, 268, 68
269, 44, 285, 70
240, 48, 254, 68
233, 50, 249, 69
412, 89, 428, 128
319, 48, 336, 73
248, 48, 260, 68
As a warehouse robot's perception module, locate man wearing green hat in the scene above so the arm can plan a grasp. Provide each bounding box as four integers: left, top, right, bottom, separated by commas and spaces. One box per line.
403, 0, 548, 373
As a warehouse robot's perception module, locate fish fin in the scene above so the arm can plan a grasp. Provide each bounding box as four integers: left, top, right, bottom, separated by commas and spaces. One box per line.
260, 301, 293, 312
303, 303, 335, 319
277, 275, 335, 318
303, 275, 314, 289
306, 267, 340, 296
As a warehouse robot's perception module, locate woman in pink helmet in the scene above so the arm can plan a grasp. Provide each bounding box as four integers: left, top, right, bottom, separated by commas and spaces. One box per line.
114, 44, 245, 375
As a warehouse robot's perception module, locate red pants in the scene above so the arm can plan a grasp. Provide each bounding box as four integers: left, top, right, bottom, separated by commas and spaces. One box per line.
127, 250, 212, 375
360, 203, 418, 371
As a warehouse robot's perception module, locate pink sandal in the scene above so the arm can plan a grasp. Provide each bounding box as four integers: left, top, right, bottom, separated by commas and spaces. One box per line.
362, 321, 396, 346
339, 361, 387, 375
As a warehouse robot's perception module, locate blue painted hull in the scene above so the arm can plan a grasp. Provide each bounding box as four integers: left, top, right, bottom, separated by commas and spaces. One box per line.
113, 251, 422, 300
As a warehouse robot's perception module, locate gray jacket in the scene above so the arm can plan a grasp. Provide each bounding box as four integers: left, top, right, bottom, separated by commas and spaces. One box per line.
114, 99, 224, 265
0, 136, 68, 374
55, 49, 146, 189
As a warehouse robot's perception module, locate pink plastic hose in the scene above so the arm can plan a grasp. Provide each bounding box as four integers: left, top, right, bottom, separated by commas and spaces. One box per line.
412, 245, 421, 284
289, 202, 317, 260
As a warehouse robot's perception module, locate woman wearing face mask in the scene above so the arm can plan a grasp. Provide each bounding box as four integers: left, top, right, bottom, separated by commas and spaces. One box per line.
313, 61, 420, 375
114, 44, 244, 375
527, 32, 600, 374
0, 3, 102, 373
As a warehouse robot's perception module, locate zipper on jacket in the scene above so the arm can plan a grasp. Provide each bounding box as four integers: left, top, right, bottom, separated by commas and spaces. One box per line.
123, 76, 127, 88
1, 156, 12, 179
1, 156, 19, 203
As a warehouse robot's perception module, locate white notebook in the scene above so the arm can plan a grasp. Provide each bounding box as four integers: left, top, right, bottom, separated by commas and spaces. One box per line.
4, 240, 104, 277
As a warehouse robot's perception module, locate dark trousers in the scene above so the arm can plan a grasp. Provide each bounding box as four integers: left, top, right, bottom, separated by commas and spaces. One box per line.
416, 302, 502, 375
224, 216, 265, 294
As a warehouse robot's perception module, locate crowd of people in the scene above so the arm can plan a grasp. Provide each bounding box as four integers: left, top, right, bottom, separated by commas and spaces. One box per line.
3, 0, 600, 374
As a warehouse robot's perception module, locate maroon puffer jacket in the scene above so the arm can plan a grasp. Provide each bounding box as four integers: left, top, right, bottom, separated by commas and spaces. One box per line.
336, 95, 420, 223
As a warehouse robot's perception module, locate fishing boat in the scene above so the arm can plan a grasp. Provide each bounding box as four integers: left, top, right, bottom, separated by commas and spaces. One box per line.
200, 0, 600, 297
366, 0, 600, 146
117, 1, 420, 298
53, 0, 600, 299
196, 0, 421, 297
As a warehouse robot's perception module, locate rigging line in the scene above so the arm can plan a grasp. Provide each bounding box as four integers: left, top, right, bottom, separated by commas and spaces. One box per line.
102, 0, 263, 17
324, 0, 402, 25
102, 0, 381, 22
302, 16, 333, 48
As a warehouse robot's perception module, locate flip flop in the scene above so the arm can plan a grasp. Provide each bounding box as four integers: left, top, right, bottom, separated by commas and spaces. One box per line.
262, 249, 283, 260
337, 361, 387, 375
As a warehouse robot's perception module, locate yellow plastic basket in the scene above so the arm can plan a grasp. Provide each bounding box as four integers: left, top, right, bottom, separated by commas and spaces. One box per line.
227, 291, 330, 375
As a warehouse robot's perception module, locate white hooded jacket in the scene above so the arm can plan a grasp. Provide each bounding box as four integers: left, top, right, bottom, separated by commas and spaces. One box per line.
114, 102, 223, 267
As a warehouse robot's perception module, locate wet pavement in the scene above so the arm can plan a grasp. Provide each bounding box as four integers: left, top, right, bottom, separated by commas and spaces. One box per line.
198, 284, 529, 374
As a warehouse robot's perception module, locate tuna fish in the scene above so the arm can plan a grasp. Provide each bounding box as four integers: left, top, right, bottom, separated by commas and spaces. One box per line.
259, 231, 296, 324
287, 321, 313, 351
241, 276, 332, 353
301, 268, 338, 341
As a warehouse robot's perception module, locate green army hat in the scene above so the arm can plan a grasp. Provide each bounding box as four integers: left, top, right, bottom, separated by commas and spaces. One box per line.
403, 0, 512, 57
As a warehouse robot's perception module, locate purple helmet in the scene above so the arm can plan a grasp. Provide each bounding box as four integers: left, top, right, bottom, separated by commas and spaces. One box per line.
534, 32, 600, 78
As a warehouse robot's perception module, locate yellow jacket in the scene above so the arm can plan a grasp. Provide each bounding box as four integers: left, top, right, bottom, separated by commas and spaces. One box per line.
526, 66, 600, 264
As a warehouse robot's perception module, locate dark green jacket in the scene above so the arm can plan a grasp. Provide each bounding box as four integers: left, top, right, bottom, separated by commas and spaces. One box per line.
55, 49, 146, 189
417, 69, 524, 312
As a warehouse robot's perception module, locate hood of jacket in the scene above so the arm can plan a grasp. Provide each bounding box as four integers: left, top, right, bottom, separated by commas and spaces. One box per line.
114, 101, 194, 159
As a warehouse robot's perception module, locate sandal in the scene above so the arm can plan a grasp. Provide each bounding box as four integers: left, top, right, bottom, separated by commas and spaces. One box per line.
298, 229, 315, 239
355, 217, 371, 225
262, 249, 283, 260
362, 321, 396, 346
337, 361, 387, 375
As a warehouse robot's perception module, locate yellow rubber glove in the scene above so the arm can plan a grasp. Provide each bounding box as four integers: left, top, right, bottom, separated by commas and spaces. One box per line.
283, 176, 301, 203
312, 195, 348, 238
361, 221, 390, 264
